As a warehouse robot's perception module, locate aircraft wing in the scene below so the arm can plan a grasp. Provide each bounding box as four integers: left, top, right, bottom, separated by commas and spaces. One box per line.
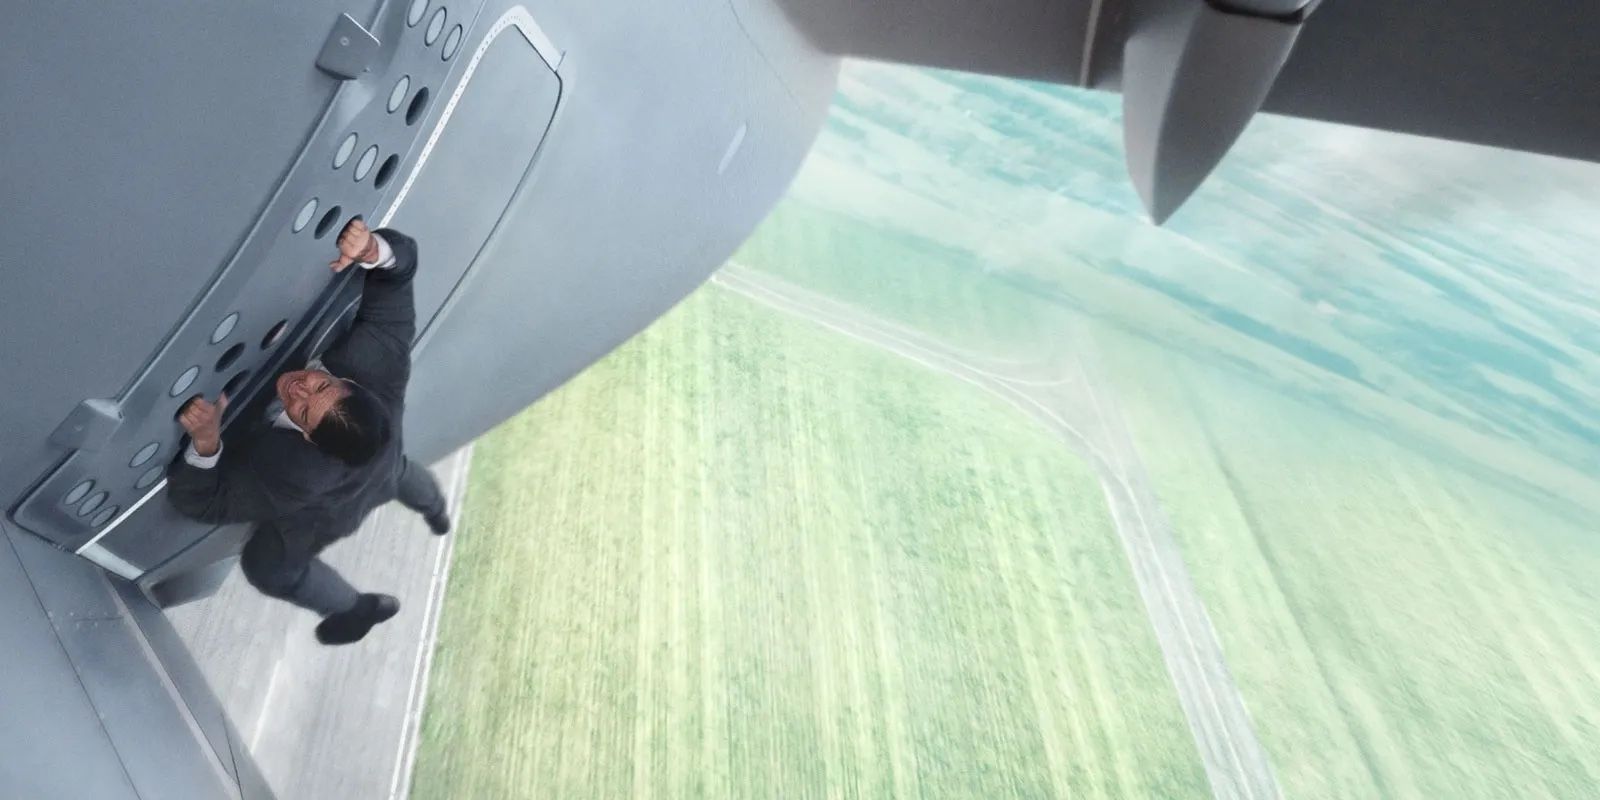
772, 0, 1600, 221
1259, 0, 1599, 165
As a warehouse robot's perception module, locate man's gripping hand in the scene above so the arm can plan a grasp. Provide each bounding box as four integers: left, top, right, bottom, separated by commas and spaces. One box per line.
178, 394, 229, 457
330, 217, 381, 272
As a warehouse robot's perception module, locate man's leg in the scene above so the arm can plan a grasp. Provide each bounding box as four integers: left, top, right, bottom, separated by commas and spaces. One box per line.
240, 527, 358, 617
396, 456, 450, 535
240, 527, 397, 645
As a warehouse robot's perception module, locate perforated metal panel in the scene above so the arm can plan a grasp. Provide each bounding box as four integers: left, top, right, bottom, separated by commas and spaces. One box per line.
10, 0, 495, 571
389, 17, 562, 344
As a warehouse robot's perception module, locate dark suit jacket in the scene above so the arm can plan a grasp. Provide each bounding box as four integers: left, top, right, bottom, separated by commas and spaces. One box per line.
166, 228, 421, 546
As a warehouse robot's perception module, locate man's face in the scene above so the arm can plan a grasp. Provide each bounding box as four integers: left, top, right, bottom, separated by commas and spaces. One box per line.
275, 369, 349, 437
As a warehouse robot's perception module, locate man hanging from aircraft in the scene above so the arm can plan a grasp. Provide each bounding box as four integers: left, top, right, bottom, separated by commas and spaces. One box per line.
166, 219, 450, 645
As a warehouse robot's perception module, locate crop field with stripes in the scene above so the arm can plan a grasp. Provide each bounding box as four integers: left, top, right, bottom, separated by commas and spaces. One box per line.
409, 286, 1208, 799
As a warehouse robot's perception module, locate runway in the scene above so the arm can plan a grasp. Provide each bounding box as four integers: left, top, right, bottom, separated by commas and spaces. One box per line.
166, 448, 472, 800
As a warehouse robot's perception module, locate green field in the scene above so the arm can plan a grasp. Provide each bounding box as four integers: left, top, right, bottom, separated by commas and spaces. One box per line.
1098, 331, 1600, 799
413, 62, 1600, 799
411, 287, 1208, 799
732, 163, 1600, 797
745, 65, 1600, 799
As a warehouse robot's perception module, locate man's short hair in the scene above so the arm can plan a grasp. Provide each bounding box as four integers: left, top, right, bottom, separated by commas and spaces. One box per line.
310, 380, 392, 466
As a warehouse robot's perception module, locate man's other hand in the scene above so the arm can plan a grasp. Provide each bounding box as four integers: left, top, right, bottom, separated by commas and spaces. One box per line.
330, 217, 380, 272
178, 394, 229, 457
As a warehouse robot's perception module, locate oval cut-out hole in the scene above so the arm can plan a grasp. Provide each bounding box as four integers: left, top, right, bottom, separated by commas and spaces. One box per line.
129, 442, 160, 468
406, 87, 430, 125
136, 465, 164, 491
170, 366, 201, 397
215, 343, 245, 371
293, 198, 320, 233
374, 155, 400, 188
425, 7, 447, 44
78, 492, 107, 517
222, 371, 251, 400
333, 133, 359, 169
262, 320, 289, 349
442, 25, 462, 59
64, 479, 95, 506
211, 312, 240, 344
388, 76, 411, 113
354, 146, 379, 181
315, 205, 343, 238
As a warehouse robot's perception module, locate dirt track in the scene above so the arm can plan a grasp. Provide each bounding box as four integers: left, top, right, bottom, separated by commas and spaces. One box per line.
715, 265, 1282, 800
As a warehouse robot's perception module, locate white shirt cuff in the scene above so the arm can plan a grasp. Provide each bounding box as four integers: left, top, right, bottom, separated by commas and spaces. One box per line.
358, 233, 396, 270
184, 441, 222, 469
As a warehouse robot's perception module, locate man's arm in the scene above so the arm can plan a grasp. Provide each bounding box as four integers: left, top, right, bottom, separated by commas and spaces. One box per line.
166, 447, 296, 525
166, 394, 300, 524
319, 220, 419, 403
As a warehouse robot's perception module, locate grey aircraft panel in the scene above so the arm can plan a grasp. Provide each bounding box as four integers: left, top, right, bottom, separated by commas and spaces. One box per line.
772, 0, 1600, 166
4, 0, 836, 570
1, 521, 269, 799
388, 22, 561, 341
399, 0, 840, 463
767, 0, 1096, 83
8, 527, 241, 799
1120, 0, 1307, 223
0, 1, 371, 515
5, 0, 492, 566
114, 575, 273, 798
0, 525, 139, 800
2, 0, 838, 794
1259, 0, 1600, 165
772, 0, 1600, 220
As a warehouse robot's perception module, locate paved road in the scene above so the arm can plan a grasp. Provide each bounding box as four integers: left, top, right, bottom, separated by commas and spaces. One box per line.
167, 448, 472, 800
714, 266, 1283, 800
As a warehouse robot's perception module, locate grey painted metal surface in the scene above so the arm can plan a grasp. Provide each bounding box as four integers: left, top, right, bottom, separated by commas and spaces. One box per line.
387, 16, 561, 344
1263, 0, 1600, 165
2, 0, 834, 570
774, 0, 1600, 220
1, 521, 269, 799
2, 1, 835, 794
114, 577, 276, 800
2, 1, 365, 538
0, 526, 139, 799
396, 0, 840, 463
11, 0, 489, 568
1122, 0, 1305, 223
317, 14, 385, 80
770, 0, 1096, 82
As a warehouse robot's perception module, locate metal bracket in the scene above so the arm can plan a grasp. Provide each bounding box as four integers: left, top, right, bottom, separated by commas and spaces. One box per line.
48, 398, 123, 452
316, 13, 381, 79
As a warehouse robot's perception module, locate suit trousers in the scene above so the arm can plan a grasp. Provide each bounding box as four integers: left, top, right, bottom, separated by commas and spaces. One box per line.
240, 457, 445, 616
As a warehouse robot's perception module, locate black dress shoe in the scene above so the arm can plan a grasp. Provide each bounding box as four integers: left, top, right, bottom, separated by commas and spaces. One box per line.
316, 593, 400, 645
425, 509, 450, 536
